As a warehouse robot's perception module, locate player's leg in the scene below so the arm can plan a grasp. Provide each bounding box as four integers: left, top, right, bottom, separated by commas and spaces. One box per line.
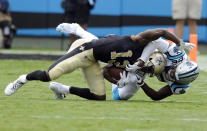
4, 39, 93, 96
188, 19, 197, 34
172, 0, 187, 38
175, 20, 185, 38
49, 62, 106, 100
77, 62, 106, 100
0, 29, 3, 48
56, 23, 98, 40
112, 72, 145, 100
187, 0, 202, 35
4, 70, 50, 96
112, 83, 140, 100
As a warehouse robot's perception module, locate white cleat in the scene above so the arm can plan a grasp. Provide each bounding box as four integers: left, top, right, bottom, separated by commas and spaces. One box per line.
5, 75, 27, 96
49, 82, 70, 99
56, 23, 81, 34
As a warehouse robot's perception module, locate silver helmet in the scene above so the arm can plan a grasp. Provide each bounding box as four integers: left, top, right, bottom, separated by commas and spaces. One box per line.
174, 61, 200, 84
145, 51, 166, 75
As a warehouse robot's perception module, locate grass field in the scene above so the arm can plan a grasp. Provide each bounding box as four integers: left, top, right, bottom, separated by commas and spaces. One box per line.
0, 60, 207, 131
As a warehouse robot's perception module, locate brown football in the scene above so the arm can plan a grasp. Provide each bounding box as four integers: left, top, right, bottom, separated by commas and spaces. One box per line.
104, 65, 125, 80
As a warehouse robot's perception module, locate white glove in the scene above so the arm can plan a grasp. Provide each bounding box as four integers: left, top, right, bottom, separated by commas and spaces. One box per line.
178, 40, 195, 51
118, 71, 142, 88
126, 62, 141, 72
117, 71, 129, 88
135, 74, 143, 85
56, 23, 80, 34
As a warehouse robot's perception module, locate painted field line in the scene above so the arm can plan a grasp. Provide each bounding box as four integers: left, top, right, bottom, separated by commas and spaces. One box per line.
30, 115, 207, 122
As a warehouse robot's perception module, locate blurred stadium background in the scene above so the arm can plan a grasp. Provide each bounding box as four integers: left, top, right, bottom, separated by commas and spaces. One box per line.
1, 1, 207, 131
5, 0, 207, 50
0, 0, 205, 71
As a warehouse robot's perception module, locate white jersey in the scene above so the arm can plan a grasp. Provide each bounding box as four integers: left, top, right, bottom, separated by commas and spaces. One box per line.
113, 39, 190, 100
163, 43, 188, 66
156, 43, 190, 94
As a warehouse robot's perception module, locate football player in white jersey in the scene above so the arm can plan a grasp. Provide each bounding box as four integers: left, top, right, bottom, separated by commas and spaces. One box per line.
110, 52, 199, 100
45, 23, 197, 100
106, 36, 199, 100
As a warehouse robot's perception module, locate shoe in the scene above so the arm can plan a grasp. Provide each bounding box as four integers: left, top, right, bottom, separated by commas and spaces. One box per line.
56, 23, 80, 34
49, 82, 70, 99
5, 75, 27, 96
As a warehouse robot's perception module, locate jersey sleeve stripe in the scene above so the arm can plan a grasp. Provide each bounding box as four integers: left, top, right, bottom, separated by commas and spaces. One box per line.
164, 51, 185, 60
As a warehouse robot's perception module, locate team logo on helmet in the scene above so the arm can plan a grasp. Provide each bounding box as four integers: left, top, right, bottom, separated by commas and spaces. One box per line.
145, 52, 166, 75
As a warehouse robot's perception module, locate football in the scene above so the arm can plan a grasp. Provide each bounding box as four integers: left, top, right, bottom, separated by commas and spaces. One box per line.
103, 65, 125, 81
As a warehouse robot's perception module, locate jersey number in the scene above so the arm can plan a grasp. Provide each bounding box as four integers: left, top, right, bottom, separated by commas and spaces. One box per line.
108, 50, 132, 68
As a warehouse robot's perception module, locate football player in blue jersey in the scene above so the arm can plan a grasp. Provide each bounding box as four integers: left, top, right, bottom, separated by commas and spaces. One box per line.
4, 23, 196, 101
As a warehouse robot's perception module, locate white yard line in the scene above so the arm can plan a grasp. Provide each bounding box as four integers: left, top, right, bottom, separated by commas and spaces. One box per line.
30, 115, 207, 122
180, 118, 207, 122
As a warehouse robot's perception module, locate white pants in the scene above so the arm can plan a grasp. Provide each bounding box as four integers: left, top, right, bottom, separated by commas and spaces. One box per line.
112, 83, 140, 100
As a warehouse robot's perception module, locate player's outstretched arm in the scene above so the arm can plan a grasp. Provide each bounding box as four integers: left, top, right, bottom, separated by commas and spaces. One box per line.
131, 28, 195, 51
141, 84, 173, 101
134, 73, 173, 101
56, 23, 98, 40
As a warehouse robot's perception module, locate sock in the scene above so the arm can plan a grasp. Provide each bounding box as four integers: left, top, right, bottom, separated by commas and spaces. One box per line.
26, 70, 50, 82
76, 26, 98, 40
61, 84, 70, 94
69, 87, 105, 100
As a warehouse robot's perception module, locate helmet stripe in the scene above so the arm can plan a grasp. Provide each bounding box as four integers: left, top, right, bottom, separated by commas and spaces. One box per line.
165, 52, 185, 60
178, 72, 200, 79
178, 67, 199, 76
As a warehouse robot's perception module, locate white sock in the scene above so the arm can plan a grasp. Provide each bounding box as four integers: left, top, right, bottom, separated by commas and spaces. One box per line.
76, 26, 98, 40
58, 84, 70, 94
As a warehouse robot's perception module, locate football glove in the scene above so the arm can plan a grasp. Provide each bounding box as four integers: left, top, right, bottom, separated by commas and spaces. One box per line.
135, 74, 144, 86
118, 71, 144, 88
56, 23, 80, 34
178, 40, 195, 51
117, 71, 128, 88
126, 62, 141, 73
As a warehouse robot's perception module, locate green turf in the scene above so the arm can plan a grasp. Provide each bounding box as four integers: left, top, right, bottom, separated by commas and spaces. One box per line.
0, 60, 207, 131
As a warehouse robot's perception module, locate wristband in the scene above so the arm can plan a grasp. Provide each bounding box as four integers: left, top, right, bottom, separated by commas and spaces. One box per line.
138, 81, 145, 87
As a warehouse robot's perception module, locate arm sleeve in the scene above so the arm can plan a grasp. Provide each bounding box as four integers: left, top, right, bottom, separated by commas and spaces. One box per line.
139, 38, 170, 62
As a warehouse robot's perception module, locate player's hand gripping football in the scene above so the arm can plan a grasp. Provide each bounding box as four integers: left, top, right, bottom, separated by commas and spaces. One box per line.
126, 61, 141, 73
56, 23, 80, 34
178, 40, 195, 51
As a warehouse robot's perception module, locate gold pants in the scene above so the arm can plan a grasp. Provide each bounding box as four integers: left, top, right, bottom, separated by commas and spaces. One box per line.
48, 39, 106, 96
